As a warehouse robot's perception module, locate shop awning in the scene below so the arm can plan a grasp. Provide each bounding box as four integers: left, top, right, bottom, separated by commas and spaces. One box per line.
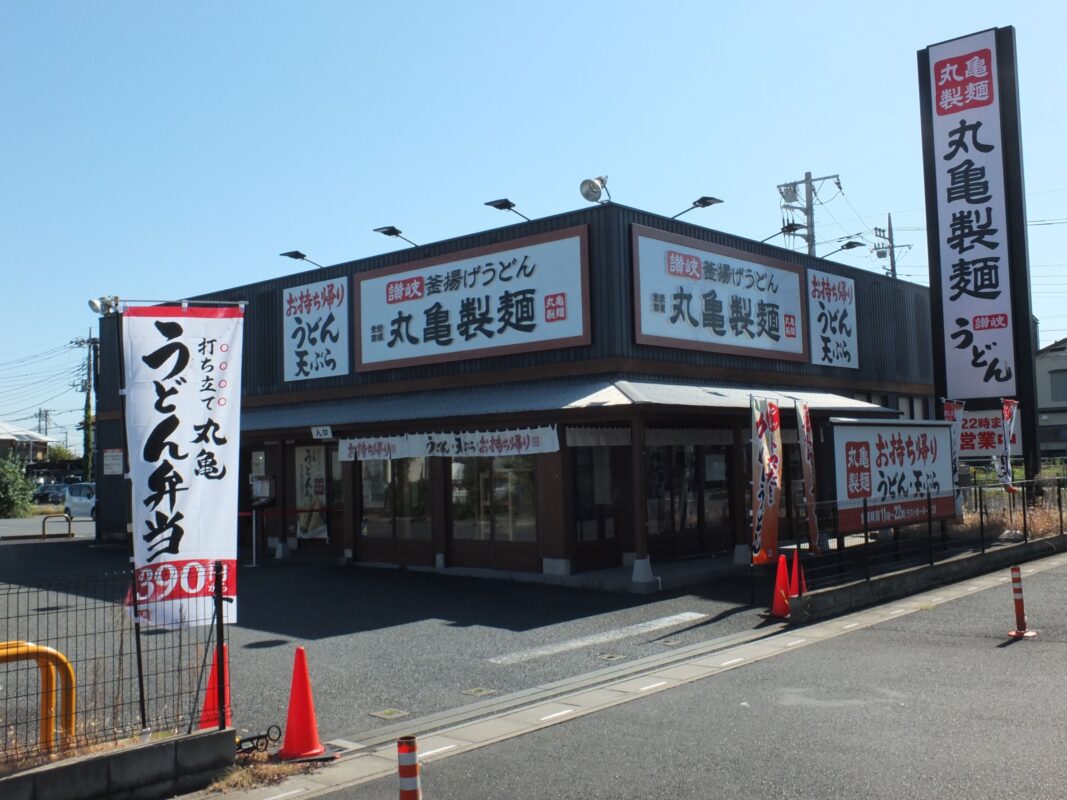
241, 377, 894, 433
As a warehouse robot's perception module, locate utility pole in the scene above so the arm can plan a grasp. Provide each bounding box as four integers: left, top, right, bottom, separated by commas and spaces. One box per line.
72, 333, 99, 481
873, 214, 906, 279
36, 408, 53, 435
777, 171, 840, 256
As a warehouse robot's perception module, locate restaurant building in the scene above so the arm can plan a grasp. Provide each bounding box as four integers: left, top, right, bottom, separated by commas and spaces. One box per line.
94, 202, 934, 584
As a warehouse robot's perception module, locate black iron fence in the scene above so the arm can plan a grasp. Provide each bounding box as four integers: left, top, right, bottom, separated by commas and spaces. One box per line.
796, 478, 1064, 591
1, 565, 229, 775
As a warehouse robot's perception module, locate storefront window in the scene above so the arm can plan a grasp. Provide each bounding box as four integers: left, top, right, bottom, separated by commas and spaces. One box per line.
361, 460, 393, 538
452, 458, 490, 540
330, 448, 344, 509
451, 456, 536, 543
574, 447, 615, 542
703, 447, 730, 532
493, 456, 537, 543
361, 458, 430, 540
395, 458, 431, 540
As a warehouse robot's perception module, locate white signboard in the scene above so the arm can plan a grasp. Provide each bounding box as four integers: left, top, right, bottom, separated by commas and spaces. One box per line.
123, 306, 243, 627
102, 448, 124, 476
356, 229, 589, 371
632, 226, 807, 362
294, 445, 328, 539
832, 420, 955, 533
283, 277, 349, 382
957, 408, 1022, 458
340, 426, 559, 461
926, 30, 1016, 398
807, 269, 858, 369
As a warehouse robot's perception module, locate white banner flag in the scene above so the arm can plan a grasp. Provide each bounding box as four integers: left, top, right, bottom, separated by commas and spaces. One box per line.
123, 306, 243, 627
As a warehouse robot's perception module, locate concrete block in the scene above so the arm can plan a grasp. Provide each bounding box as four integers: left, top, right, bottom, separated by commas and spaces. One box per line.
32, 754, 109, 800
108, 739, 176, 794
174, 729, 235, 778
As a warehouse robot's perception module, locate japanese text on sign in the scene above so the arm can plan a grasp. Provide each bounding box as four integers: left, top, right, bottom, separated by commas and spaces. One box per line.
634, 227, 806, 362
926, 30, 1016, 398
123, 306, 243, 627
807, 269, 858, 369
283, 278, 350, 382
357, 230, 589, 370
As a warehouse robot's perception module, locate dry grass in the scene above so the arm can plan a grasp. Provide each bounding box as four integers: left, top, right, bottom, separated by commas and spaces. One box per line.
208, 750, 320, 793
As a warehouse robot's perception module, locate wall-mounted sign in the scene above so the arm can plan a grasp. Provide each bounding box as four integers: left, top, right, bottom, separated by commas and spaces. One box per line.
339, 426, 559, 461
831, 420, 955, 533
920, 28, 1026, 400
356, 228, 590, 371
632, 225, 807, 362
311, 426, 333, 440
283, 277, 350, 382
102, 448, 124, 476
807, 269, 858, 369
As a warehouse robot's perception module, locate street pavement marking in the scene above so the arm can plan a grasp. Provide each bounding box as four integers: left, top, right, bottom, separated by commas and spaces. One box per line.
489, 612, 708, 664
421, 744, 458, 757
638, 681, 667, 692
785, 638, 806, 646
539, 709, 575, 721
889, 609, 908, 615
720, 656, 745, 666
843, 622, 859, 629
265, 790, 306, 800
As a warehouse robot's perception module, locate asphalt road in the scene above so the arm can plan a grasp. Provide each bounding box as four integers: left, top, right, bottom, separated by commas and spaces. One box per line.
0, 533, 772, 744
317, 559, 1067, 799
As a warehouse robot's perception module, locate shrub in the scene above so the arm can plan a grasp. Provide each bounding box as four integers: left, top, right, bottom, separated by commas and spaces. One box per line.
0, 453, 33, 518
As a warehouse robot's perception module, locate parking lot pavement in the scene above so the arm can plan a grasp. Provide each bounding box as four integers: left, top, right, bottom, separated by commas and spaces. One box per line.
0, 515, 96, 541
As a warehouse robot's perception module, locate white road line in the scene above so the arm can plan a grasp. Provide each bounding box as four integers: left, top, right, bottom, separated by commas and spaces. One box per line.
489, 612, 707, 665
720, 657, 745, 667
890, 609, 908, 615
539, 709, 575, 721
843, 622, 859, 630
928, 596, 945, 601
266, 790, 306, 800
638, 681, 668, 692
421, 744, 458, 758
785, 639, 806, 647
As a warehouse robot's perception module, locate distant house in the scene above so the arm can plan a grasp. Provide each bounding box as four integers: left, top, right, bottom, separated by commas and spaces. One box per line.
0, 420, 57, 463
1036, 338, 1067, 457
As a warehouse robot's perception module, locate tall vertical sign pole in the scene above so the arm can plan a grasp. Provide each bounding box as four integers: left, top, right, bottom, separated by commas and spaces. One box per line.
918, 26, 1038, 479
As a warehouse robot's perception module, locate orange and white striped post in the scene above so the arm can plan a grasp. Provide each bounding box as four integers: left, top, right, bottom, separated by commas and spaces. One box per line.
1008, 565, 1037, 639
397, 735, 422, 799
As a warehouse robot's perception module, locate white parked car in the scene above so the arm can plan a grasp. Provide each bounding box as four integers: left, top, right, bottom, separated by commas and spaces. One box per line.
63, 482, 97, 520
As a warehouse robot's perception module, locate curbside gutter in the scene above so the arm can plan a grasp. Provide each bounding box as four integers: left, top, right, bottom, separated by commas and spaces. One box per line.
0, 728, 235, 800
790, 534, 1067, 623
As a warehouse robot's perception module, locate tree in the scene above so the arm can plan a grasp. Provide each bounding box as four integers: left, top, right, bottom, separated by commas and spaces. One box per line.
48, 444, 77, 462
0, 452, 33, 518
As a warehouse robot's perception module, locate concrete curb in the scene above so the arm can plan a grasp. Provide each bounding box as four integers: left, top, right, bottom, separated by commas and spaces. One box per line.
0, 728, 235, 800
790, 535, 1067, 622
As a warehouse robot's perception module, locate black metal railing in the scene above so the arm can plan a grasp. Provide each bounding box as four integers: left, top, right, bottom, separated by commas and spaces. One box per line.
1, 564, 228, 775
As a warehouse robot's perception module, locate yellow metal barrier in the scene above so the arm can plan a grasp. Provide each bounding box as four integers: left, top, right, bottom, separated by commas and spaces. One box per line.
41, 513, 74, 539
0, 640, 76, 751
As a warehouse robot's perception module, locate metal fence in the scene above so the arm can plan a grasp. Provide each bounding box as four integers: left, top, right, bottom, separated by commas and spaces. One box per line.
797, 478, 1064, 591
1, 566, 228, 775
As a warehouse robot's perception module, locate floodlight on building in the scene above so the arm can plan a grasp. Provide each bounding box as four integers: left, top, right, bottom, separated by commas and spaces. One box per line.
484, 198, 531, 221
279, 250, 325, 268
579, 176, 611, 204
671, 196, 723, 219
823, 240, 865, 259
759, 222, 804, 243
87, 295, 120, 315
374, 226, 418, 247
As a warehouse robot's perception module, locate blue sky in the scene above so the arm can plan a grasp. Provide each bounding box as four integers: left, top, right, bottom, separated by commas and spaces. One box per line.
2, 2, 1064, 452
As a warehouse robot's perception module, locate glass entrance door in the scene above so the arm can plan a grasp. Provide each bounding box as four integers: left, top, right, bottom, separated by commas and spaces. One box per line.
646, 444, 733, 559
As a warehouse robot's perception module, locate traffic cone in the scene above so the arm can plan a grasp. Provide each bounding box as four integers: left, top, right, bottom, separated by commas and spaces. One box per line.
397, 735, 423, 799
788, 550, 808, 596
199, 644, 232, 729
769, 554, 790, 618
277, 647, 327, 760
